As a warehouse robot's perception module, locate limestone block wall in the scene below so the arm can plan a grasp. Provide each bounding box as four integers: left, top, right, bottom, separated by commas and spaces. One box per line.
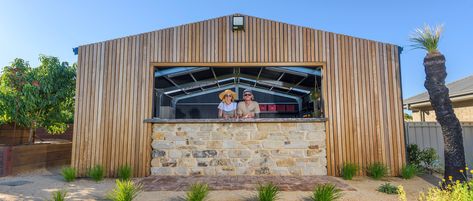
151, 122, 326, 176
412, 100, 473, 122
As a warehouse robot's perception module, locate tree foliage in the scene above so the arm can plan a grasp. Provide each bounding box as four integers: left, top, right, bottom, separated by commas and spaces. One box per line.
409, 24, 443, 54
404, 113, 413, 121
0, 55, 76, 134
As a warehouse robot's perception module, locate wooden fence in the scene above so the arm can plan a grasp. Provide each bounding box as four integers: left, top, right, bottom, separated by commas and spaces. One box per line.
0, 143, 72, 177
405, 122, 473, 169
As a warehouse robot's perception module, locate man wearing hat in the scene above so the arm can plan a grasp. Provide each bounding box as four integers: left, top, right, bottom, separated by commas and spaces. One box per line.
237, 89, 260, 118
218, 89, 238, 119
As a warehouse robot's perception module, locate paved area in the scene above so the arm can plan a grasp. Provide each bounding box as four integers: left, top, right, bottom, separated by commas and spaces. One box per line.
139, 175, 356, 191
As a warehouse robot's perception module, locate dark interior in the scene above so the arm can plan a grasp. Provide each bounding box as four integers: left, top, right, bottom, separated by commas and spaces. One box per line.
153, 67, 322, 119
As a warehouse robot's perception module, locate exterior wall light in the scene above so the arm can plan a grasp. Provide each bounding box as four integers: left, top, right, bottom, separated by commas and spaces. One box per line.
232, 16, 244, 31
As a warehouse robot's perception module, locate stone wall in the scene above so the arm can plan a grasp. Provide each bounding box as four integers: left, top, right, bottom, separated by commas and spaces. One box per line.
151, 122, 326, 176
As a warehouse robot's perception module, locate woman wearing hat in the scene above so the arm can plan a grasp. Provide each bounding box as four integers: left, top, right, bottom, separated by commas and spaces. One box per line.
218, 89, 238, 119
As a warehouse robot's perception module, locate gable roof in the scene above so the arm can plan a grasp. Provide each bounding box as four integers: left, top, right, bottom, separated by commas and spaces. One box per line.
404, 74, 473, 105
80, 13, 397, 47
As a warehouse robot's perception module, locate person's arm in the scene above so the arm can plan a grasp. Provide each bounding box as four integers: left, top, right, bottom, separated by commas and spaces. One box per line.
254, 102, 261, 118
236, 102, 243, 117
218, 109, 223, 118
218, 102, 224, 118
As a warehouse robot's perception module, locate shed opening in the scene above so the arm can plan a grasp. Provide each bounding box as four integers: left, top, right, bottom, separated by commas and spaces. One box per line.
153, 66, 322, 119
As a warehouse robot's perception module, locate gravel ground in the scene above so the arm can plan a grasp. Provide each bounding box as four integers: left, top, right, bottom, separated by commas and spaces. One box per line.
0, 167, 436, 201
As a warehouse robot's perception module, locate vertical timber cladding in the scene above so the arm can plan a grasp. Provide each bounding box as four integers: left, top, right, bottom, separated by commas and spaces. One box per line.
72, 14, 405, 177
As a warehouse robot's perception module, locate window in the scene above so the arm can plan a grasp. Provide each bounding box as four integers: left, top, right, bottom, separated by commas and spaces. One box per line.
152, 66, 322, 119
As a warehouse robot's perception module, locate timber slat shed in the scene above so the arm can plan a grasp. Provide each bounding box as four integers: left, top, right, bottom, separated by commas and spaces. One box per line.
72, 14, 405, 177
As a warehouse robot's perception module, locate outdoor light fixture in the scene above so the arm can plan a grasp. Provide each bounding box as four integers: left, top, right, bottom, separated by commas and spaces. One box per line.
232, 15, 244, 31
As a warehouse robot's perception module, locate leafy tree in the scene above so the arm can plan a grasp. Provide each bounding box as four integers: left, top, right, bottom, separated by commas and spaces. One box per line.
404, 113, 413, 121
0, 56, 76, 143
410, 25, 466, 182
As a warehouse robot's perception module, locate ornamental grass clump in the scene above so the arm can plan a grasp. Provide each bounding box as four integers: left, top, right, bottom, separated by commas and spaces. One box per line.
117, 165, 132, 181
400, 164, 419, 179
88, 165, 105, 182
107, 179, 142, 201
61, 166, 76, 182
366, 162, 388, 180
49, 190, 67, 201
377, 183, 398, 194
311, 183, 342, 201
257, 183, 280, 201
340, 163, 358, 180
185, 183, 209, 201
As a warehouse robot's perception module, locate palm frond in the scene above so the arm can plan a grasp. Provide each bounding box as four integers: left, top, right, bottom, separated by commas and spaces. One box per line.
409, 24, 443, 53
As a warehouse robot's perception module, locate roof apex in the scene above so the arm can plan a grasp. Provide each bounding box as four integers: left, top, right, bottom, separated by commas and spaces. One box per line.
78, 13, 399, 48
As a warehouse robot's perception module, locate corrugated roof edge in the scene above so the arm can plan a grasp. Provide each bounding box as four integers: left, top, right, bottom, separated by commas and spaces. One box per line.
404, 74, 473, 105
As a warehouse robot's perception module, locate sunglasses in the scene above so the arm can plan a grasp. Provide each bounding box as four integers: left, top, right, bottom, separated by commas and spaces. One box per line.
243, 93, 252, 96
224, 94, 232, 97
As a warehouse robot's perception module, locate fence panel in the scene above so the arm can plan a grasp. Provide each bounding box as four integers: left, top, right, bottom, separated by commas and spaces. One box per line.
405, 122, 473, 169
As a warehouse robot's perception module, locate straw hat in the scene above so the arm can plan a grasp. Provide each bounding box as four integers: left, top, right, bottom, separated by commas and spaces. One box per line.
218, 89, 237, 100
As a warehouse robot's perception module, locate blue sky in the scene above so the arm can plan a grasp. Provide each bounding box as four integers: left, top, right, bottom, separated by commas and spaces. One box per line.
1, 0, 472, 100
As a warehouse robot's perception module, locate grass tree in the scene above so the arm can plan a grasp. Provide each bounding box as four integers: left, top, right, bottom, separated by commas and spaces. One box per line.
410, 25, 466, 182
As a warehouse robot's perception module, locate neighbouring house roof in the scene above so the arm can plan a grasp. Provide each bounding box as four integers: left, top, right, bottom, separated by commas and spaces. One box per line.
404, 74, 473, 106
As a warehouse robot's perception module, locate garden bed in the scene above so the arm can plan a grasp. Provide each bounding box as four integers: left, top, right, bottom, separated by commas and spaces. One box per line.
0, 124, 30, 146
0, 142, 71, 177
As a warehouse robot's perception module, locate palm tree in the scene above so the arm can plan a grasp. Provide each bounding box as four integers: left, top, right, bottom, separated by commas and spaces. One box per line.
410, 25, 466, 182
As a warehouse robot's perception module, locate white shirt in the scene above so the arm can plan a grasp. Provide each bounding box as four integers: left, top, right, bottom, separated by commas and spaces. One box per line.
218, 102, 237, 112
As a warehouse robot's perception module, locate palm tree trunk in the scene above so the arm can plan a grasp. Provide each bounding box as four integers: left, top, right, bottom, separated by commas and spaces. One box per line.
423, 52, 466, 182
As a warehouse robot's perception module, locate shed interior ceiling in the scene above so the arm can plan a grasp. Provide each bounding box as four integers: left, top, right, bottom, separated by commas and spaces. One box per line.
154, 66, 321, 99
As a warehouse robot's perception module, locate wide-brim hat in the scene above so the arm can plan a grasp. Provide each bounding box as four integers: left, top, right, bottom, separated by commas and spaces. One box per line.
219, 89, 237, 100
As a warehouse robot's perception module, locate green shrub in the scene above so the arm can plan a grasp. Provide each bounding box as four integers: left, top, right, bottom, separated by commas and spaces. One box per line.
107, 179, 142, 201
311, 183, 342, 201
340, 163, 358, 180
185, 183, 209, 201
407, 144, 422, 167
49, 190, 67, 201
61, 166, 76, 182
400, 164, 418, 179
88, 165, 105, 182
366, 162, 388, 180
117, 165, 132, 181
377, 183, 398, 194
420, 148, 439, 174
257, 183, 279, 201
407, 144, 439, 174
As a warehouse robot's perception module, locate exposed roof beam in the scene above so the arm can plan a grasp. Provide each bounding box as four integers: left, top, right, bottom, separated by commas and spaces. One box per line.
172, 83, 302, 107
210, 68, 220, 87
171, 83, 236, 107
162, 72, 311, 95
266, 67, 321, 77
163, 74, 235, 95
164, 76, 189, 94
155, 67, 209, 77
238, 73, 311, 93
160, 69, 312, 96
287, 77, 307, 93
269, 72, 285, 91
253, 67, 264, 87
189, 73, 204, 91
